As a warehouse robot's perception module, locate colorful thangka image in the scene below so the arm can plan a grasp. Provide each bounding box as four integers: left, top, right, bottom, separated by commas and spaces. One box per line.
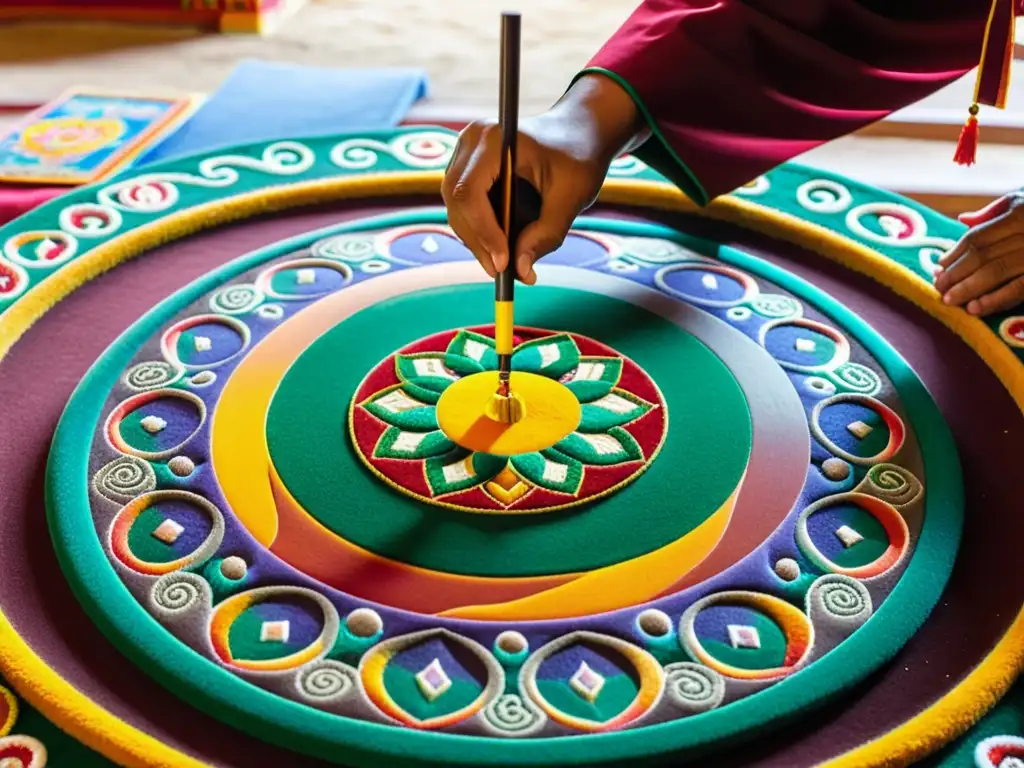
0, 90, 195, 184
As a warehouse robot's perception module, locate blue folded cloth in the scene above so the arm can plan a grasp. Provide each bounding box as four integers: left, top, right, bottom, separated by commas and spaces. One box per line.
140, 59, 429, 164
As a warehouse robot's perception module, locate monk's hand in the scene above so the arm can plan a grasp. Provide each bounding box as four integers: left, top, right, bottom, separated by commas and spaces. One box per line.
934, 192, 1024, 316
441, 74, 644, 285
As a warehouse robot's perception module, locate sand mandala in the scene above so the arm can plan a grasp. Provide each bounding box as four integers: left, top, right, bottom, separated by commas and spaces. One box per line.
51, 210, 946, 749
0, 128, 1019, 767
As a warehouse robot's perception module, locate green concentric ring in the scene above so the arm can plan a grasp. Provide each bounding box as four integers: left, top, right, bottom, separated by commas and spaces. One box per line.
266, 284, 751, 576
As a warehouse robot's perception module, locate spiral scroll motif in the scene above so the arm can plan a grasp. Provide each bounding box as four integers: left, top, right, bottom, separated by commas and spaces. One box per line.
297, 661, 356, 703
0, 734, 47, 768
809, 575, 872, 621
858, 464, 923, 507
210, 284, 263, 315
664, 662, 725, 714
796, 179, 853, 214
150, 572, 209, 616
829, 362, 882, 396
312, 234, 377, 263
93, 456, 156, 503
123, 361, 182, 391
484, 694, 545, 736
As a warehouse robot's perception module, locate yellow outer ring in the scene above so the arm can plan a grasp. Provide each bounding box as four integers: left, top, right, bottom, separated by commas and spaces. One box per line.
0, 171, 1017, 768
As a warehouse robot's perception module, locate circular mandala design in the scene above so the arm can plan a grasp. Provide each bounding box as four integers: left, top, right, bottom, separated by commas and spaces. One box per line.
0, 734, 47, 768
44, 213, 957, 765
999, 316, 1024, 349
348, 327, 668, 513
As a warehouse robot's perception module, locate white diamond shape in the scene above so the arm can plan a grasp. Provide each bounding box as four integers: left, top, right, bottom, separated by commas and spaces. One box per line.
591, 393, 636, 414
35, 237, 59, 260
421, 235, 440, 254
140, 415, 167, 434
847, 420, 873, 439
375, 390, 424, 413
727, 624, 761, 650
296, 268, 316, 285
441, 457, 474, 484
701, 273, 719, 290
415, 658, 452, 701
412, 357, 454, 379
878, 215, 906, 237
795, 338, 817, 353
541, 459, 569, 483
569, 661, 605, 702
391, 432, 428, 454
194, 335, 212, 353
580, 433, 621, 456
260, 619, 290, 643
463, 338, 488, 361
835, 525, 864, 548
0, 276, 9, 289
538, 343, 561, 368
152, 519, 184, 544
571, 362, 607, 382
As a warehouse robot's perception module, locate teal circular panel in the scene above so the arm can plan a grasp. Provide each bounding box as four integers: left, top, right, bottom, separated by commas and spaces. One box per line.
265, 284, 752, 577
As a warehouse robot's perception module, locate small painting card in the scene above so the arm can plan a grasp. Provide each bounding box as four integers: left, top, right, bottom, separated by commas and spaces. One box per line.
0, 88, 201, 185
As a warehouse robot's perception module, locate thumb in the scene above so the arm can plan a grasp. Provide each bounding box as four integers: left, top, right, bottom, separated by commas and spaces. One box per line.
959, 195, 1012, 226
514, 211, 576, 285
514, 187, 585, 285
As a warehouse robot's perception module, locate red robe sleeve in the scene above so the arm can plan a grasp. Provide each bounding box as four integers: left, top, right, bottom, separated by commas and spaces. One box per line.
581, 0, 1003, 204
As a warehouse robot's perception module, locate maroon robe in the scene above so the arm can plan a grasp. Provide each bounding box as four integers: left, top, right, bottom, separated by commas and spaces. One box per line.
582, 0, 1021, 204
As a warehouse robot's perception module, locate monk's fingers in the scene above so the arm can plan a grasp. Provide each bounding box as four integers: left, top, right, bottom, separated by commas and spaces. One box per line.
940, 197, 1024, 272
440, 121, 508, 271
941, 240, 1024, 306
442, 131, 470, 185
966, 275, 1024, 316
934, 231, 1024, 293
957, 194, 1013, 227
934, 242, 986, 293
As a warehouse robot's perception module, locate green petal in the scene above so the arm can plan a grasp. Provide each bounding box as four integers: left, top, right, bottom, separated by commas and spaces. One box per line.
445, 330, 498, 375
565, 380, 614, 403
578, 391, 654, 433
401, 381, 442, 405
562, 357, 623, 402
363, 388, 438, 430
396, 353, 457, 393
554, 427, 644, 466
425, 450, 507, 496
374, 427, 455, 459
511, 334, 580, 379
510, 451, 583, 494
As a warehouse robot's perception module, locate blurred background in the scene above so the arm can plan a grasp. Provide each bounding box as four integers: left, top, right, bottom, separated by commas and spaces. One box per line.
1, 1, 1023, 217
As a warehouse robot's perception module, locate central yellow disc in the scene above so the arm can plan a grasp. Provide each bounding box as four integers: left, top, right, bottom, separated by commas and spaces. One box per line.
436, 371, 581, 455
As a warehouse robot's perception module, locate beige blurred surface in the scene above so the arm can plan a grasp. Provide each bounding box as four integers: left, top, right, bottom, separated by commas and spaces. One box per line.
0, 0, 632, 113
0, 3, 1022, 206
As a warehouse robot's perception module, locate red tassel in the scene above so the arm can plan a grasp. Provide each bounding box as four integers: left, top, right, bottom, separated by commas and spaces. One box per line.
953, 105, 980, 166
